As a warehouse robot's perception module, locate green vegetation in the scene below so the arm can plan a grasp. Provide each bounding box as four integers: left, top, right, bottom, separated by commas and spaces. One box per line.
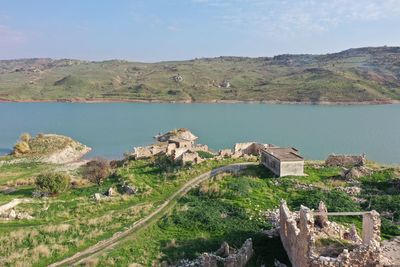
1, 47, 400, 103
0, 157, 249, 266
95, 164, 400, 266
35, 172, 71, 195
197, 150, 215, 159
0, 156, 399, 266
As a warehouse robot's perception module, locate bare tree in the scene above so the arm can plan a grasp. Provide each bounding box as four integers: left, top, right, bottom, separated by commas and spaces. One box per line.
84, 158, 111, 185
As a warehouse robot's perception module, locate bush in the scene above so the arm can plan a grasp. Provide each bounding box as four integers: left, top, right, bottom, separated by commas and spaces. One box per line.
35, 172, 71, 195
13, 141, 30, 155
20, 133, 31, 143
84, 158, 111, 185
197, 151, 215, 159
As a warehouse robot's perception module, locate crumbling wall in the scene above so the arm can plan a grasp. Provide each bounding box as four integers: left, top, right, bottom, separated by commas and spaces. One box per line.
279, 201, 314, 267
325, 154, 366, 167
233, 142, 270, 156
177, 239, 253, 267
279, 201, 382, 267
132, 144, 166, 159
219, 149, 233, 157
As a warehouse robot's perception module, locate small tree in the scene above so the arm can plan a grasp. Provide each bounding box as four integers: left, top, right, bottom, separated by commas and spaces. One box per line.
13, 141, 30, 155
12, 133, 32, 155
35, 172, 71, 196
20, 133, 31, 143
84, 158, 111, 185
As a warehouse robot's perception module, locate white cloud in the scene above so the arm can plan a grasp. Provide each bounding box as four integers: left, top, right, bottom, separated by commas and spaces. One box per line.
193, 0, 400, 37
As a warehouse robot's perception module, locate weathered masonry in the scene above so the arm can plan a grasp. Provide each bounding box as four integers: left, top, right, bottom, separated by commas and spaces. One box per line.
260, 147, 304, 177
279, 200, 381, 267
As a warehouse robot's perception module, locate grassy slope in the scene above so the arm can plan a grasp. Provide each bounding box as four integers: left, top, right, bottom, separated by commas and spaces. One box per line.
1, 47, 400, 103
0, 158, 250, 266
0, 159, 399, 266
96, 164, 400, 267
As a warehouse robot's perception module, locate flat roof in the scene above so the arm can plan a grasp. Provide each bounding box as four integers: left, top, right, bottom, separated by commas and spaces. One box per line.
261, 147, 304, 162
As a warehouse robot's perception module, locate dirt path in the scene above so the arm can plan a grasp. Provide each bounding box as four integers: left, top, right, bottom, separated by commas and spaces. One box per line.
48, 162, 256, 267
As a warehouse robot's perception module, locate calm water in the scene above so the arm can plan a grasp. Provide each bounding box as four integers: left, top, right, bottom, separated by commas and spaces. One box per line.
0, 103, 399, 164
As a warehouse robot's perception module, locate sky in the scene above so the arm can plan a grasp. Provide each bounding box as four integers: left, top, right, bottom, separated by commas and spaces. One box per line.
1, 0, 400, 62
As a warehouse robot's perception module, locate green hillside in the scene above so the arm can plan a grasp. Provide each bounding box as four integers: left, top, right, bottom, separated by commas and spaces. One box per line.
1, 46, 400, 103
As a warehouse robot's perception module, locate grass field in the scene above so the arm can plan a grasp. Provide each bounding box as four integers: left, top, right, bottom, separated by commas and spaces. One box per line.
1, 47, 400, 103
0, 157, 251, 266
94, 164, 400, 266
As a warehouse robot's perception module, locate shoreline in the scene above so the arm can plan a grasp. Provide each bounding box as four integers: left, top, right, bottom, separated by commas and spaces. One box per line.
0, 98, 399, 105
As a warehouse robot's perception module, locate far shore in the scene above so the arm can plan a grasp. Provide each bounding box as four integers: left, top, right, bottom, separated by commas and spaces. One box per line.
1, 98, 399, 105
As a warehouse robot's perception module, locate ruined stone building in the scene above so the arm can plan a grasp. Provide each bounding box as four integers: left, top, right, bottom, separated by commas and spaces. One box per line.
260, 147, 304, 177
132, 128, 209, 165
325, 153, 366, 167
279, 200, 382, 267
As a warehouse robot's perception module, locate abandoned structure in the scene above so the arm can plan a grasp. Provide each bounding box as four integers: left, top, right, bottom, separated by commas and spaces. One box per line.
279, 200, 381, 267
260, 147, 304, 177
325, 153, 366, 167
131, 129, 209, 165
176, 238, 253, 267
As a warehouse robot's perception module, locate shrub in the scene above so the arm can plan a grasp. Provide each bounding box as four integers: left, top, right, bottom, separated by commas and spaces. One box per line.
197, 151, 215, 159
84, 158, 111, 185
35, 172, 71, 195
20, 133, 31, 142
13, 141, 30, 155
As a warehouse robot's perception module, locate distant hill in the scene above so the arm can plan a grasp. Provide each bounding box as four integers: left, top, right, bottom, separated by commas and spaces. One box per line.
1, 46, 400, 103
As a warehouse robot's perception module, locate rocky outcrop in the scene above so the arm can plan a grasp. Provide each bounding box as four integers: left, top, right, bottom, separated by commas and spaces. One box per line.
176, 239, 253, 267
9, 133, 91, 164
325, 154, 366, 167
341, 166, 372, 179
0, 199, 33, 220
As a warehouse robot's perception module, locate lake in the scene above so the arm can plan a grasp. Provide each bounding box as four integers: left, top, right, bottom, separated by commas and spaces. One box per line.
0, 103, 399, 164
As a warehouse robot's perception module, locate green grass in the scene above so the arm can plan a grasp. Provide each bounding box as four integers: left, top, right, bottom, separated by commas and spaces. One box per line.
0, 159, 399, 266
0, 157, 251, 266
1, 47, 400, 103
95, 164, 400, 266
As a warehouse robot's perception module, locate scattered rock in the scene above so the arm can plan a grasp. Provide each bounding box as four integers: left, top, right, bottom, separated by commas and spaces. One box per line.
172, 74, 183, 83
8, 209, 16, 219
342, 166, 373, 179
123, 185, 138, 195
219, 79, 230, 88
337, 186, 362, 195
325, 154, 366, 167
94, 193, 102, 202
106, 187, 117, 197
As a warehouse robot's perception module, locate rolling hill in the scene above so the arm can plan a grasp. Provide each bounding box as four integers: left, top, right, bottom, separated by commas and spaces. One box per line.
1, 46, 400, 103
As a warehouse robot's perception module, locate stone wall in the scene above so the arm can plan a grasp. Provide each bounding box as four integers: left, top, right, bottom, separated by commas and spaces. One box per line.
260, 150, 281, 176
233, 142, 269, 156
279, 161, 304, 177
177, 239, 253, 267
279, 200, 382, 267
325, 154, 366, 167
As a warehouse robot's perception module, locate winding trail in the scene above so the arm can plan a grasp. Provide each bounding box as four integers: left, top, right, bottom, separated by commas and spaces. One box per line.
48, 162, 256, 267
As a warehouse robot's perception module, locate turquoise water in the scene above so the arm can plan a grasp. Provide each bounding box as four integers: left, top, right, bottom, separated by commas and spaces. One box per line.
0, 103, 399, 164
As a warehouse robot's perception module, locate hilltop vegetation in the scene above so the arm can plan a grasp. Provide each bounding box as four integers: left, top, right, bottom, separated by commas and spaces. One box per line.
1, 47, 400, 103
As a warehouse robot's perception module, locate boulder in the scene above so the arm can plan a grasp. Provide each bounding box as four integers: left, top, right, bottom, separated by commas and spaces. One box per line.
123, 185, 138, 195
342, 166, 372, 179
106, 187, 117, 197
94, 193, 102, 202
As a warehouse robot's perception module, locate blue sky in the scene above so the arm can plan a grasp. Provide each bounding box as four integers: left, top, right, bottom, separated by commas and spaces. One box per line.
1, 0, 400, 61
